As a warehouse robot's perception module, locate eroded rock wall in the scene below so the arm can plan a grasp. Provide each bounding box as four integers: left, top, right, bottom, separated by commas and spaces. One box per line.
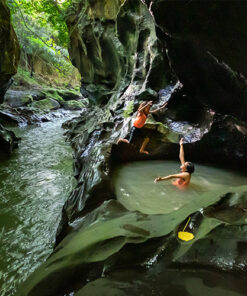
152, 0, 247, 121
66, 0, 168, 103
57, 0, 247, 251
0, 0, 20, 103
150, 0, 247, 169
0, 0, 20, 154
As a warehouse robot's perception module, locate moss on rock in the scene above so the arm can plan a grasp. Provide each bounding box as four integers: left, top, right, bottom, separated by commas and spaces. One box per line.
31, 98, 60, 111
63, 100, 84, 110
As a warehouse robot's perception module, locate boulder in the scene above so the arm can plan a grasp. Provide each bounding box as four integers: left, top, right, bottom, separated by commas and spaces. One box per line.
4, 90, 33, 107
31, 98, 60, 111
0, 123, 18, 155
63, 100, 85, 110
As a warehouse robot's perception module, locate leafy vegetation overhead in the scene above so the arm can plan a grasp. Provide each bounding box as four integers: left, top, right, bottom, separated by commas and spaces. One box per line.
7, 0, 80, 87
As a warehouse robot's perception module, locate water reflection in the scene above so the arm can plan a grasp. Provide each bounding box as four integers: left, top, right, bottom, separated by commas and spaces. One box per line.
0, 112, 77, 295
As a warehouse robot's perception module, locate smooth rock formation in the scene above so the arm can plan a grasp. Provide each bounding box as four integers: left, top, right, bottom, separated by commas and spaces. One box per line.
17, 186, 247, 296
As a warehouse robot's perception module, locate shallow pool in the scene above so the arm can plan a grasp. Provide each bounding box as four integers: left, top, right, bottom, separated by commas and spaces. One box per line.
114, 160, 247, 214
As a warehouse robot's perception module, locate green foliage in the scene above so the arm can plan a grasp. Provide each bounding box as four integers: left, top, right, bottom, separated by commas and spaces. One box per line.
16, 68, 39, 85
6, 0, 80, 87
7, 0, 71, 47
123, 101, 134, 118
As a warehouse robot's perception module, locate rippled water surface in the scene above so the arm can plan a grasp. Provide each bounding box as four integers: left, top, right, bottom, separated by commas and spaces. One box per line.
115, 160, 247, 214
0, 112, 77, 295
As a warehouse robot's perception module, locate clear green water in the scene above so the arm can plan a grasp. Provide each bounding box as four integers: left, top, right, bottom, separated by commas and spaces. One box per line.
0, 113, 77, 295
114, 160, 247, 214
15, 160, 247, 296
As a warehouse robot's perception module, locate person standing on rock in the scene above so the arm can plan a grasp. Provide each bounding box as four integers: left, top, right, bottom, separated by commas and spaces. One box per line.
154, 138, 195, 187
117, 100, 168, 154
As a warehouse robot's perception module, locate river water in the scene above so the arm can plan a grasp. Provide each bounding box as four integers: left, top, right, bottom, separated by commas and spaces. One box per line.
0, 112, 77, 296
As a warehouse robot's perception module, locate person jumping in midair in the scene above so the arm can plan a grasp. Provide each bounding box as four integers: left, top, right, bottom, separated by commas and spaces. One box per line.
117, 101, 168, 154
154, 138, 195, 188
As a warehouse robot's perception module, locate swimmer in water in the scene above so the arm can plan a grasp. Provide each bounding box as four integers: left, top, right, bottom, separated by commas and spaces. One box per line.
154, 138, 195, 188
117, 100, 168, 154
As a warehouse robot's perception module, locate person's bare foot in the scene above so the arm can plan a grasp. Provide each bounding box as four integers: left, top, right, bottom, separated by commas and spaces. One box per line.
140, 150, 149, 154
117, 138, 129, 144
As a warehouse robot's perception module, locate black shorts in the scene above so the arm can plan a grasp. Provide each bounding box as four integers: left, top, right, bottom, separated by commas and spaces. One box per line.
128, 126, 143, 143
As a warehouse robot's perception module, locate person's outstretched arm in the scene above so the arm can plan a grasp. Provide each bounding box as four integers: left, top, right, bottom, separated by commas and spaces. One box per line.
149, 102, 168, 114
138, 101, 151, 112
154, 172, 187, 183
179, 137, 185, 166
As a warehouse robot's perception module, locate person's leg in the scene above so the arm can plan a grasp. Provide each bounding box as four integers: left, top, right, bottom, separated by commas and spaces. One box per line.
117, 138, 129, 144
139, 137, 150, 154
128, 127, 137, 144
117, 127, 135, 145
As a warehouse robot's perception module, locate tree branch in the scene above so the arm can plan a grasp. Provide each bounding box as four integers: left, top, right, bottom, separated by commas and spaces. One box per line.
14, 1, 53, 48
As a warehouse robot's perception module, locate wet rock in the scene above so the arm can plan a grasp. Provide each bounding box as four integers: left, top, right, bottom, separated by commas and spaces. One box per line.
66, 0, 167, 103
76, 270, 247, 296
4, 90, 33, 107
56, 89, 83, 101
204, 191, 247, 224
0, 105, 68, 126
58, 107, 117, 224
0, 0, 20, 102
186, 115, 247, 170
137, 88, 158, 101
17, 185, 247, 296
0, 123, 18, 155
152, 1, 247, 122
31, 98, 60, 111
63, 100, 85, 110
